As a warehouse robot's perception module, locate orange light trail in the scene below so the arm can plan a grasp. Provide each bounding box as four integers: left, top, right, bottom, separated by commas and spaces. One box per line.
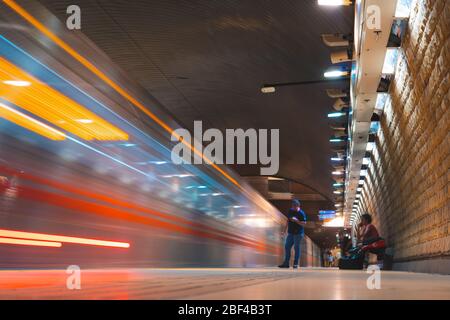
2, 0, 240, 188
0, 57, 128, 141
0, 229, 130, 248
0, 237, 62, 247
0, 102, 66, 140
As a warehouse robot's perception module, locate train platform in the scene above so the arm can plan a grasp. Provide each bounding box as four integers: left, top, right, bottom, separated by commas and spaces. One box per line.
1, 268, 450, 300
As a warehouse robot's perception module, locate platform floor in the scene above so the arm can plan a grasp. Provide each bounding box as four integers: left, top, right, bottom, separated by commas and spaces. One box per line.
1, 268, 449, 299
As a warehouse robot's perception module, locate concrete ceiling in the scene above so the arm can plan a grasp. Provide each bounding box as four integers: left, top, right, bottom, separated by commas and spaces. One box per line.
39, 0, 354, 201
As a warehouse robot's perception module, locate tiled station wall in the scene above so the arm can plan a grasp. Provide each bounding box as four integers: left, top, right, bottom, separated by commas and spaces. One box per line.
357, 0, 449, 274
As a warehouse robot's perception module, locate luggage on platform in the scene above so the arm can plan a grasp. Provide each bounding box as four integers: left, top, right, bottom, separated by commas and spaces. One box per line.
338, 248, 364, 270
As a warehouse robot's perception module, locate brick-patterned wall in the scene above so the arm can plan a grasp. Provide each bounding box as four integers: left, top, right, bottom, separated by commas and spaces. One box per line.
357, 0, 449, 273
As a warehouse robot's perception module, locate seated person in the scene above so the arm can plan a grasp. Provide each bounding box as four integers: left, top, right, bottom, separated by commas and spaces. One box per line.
357, 213, 385, 267
358, 213, 380, 245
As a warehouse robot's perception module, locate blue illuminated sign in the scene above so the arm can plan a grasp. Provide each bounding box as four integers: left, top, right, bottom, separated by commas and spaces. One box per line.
318, 210, 336, 220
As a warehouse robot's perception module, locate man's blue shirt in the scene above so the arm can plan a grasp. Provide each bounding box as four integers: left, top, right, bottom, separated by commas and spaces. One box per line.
287, 209, 307, 235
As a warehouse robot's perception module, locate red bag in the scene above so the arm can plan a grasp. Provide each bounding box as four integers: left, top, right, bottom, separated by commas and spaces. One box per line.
362, 239, 386, 251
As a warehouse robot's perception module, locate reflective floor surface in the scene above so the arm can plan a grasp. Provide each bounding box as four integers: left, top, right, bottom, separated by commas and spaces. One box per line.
1, 268, 449, 300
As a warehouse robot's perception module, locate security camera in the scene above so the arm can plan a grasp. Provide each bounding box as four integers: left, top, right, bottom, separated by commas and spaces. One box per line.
332, 130, 347, 137
334, 151, 345, 158
333, 98, 349, 111
321, 33, 351, 47
330, 49, 353, 64
326, 89, 348, 98
333, 177, 344, 183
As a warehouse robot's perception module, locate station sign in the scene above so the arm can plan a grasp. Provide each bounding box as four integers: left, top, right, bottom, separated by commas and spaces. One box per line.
318, 210, 336, 220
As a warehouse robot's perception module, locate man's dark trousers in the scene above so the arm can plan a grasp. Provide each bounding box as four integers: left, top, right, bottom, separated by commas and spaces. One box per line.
283, 233, 303, 266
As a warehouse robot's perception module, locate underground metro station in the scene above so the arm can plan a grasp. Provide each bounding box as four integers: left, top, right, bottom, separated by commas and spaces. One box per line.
0, 0, 449, 302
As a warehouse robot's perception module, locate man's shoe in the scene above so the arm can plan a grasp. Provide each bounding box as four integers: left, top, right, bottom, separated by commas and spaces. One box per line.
293, 265, 298, 269
278, 264, 289, 268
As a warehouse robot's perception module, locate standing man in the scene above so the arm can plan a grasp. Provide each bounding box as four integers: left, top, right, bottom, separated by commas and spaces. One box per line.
278, 199, 307, 269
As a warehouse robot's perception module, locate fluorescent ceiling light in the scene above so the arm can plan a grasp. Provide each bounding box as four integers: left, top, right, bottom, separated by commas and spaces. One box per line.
333, 183, 344, 187
330, 138, 344, 142
324, 70, 349, 78
3, 80, 31, 87
332, 171, 344, 175
333, 191, 342, 194
331, 157, 344, 161
382, 48, 399, 74
328, 112, 346, 118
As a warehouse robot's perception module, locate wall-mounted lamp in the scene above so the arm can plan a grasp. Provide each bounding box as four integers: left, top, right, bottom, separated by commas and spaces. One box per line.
261, 78, 347, 94
261, 86, 276, 94
318, 0, 352, 6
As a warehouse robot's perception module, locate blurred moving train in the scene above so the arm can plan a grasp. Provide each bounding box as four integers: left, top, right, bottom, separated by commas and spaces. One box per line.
0, 0, 321, 268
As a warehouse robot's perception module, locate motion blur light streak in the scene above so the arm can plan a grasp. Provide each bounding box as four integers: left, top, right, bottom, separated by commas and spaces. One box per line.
0, 102, 66, 140
0, 229, 130, 248
0, 35, 170, 161
0, 1, 284, 269
2, 0, 240, 189
0, 165, 264, 247
2, 80, 31, 87
13, 184, 274, 253
0, 47, 251, 230
0, 237, 62, 247
0, 57, 128, 141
